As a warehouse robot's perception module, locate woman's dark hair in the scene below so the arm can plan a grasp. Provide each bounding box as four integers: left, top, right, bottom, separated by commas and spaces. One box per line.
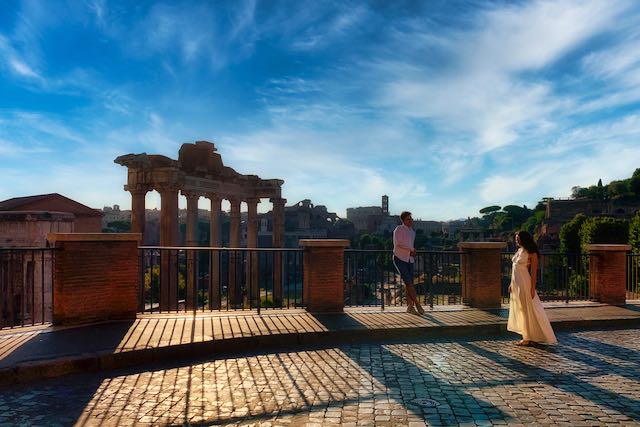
516, 230, 540, 255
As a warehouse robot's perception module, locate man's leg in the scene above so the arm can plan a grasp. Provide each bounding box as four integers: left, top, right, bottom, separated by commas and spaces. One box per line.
394, 257, 421, 314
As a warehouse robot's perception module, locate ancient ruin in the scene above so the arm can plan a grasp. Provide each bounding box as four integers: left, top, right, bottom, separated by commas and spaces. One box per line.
115, 140, 286, 309
114, 140, 286, 248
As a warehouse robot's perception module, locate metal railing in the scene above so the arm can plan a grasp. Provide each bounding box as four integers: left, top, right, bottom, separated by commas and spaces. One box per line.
627, 253, 640, 301
344, 250, 463, 308
501, 252, 593, 303
0, 248, 54, 329
138, 247, 304, 313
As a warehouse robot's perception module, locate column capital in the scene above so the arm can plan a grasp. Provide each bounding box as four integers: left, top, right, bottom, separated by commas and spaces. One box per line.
155, 183, 181, 194
270, 197, 287, 206
246, 197, 261, 206
181, 190, 203, 200
128, 185, 151, 195
206, 193, 223, 203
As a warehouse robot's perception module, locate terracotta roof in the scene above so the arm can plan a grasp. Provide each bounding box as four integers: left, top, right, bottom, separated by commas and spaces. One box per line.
0, 193, 102, 217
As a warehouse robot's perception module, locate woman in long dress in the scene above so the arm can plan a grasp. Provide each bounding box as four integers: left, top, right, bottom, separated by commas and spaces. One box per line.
507, 231, 557, 346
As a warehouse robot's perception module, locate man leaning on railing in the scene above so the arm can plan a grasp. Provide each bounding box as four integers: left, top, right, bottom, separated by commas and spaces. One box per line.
393, 211, 424, 316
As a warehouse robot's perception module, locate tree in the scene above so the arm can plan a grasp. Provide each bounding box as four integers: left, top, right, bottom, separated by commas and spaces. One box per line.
579, 216, 629, 250
479, 205, 501, 214
629, 211, 640, 253
559, 214, 587, 254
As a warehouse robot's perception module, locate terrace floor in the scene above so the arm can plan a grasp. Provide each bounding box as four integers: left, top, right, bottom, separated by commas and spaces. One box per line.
1, 302, 639, 388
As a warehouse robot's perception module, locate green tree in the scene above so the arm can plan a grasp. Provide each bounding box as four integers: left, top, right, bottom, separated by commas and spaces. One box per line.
629, 211, 640, 253
106, 220, 131, 233
579, 216, 629, 250
559, 214, 587, 254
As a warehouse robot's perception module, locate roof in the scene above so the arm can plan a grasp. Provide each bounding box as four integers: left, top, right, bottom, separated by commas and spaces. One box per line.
0, 193, 103, 217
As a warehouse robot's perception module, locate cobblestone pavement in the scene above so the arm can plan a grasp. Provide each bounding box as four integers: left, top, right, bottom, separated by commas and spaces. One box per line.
0, 328, 639, 426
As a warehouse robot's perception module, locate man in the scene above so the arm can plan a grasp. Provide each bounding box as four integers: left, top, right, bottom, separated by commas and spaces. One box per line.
393, 211, 424, 315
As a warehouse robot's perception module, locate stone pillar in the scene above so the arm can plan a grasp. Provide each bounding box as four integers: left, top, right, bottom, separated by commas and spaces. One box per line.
159, 185, 179, 310
184, 192, 200, 310
207, 194, 221, 309
271, 198, 286, 306
228, 197, 242, 307
47, 233, 141, 325
129, 188, 148, 238
587, 244, 631, 305
458, 242, 506, 309
246, 198, 260, 306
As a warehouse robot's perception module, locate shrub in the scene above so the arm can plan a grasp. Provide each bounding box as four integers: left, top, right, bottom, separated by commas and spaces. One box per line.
579, 216, 629, 251
560, 213, 587, 254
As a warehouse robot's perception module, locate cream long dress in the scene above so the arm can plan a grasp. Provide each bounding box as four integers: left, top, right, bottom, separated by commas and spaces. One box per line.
507, 248, 557, 345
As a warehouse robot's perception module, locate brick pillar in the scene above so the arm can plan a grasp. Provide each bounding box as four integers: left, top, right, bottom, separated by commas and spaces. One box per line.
587, 244, 630, 305
300, 239, 349, 313
458, 242, 506, 308
47, 233, 141, 325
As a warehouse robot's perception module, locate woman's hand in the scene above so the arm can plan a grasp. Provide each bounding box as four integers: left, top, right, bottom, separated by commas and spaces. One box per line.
508, 285, 512, 294
531, 288, 536, 299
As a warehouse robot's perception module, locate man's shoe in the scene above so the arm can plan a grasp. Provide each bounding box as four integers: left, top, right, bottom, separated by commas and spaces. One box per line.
407, 305, 419, 315
416, 304, 425, 315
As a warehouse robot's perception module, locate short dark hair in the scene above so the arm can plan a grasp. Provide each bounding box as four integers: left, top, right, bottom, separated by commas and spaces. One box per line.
400, 211, 412, 221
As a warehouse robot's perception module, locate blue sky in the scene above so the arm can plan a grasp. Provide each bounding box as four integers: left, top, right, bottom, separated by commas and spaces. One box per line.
1, 0, 640, 221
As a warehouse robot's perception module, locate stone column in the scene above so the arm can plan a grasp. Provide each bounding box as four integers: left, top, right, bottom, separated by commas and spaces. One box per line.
246, 198, 260, 306
228, 197, 242, 307
159, 185, 179, 310
587, 244, 631, 305
207, 194, 222, 309
300, 239, 350, 312
129, 187, 148, 238
270, 198, 286, 306
458, 242, 506, 309
184, 192, 200, 310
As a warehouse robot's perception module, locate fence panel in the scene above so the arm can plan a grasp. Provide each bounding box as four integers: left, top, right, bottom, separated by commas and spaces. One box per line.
139, 247, 303, 313
627, 253, 640, 301
0, 248, 54, 329
501, 252, 593, 303
344, 249, 463, 308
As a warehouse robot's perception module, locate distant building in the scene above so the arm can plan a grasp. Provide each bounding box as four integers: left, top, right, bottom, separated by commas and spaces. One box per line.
0, 193, 102, 236
347, 206, 382, 233
538, 197, 640, 250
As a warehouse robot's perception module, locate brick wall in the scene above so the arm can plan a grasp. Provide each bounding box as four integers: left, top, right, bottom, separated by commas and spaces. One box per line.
459, 242, 505, 308
300, 239, 349, 312
587, 244, 630, 305
48, 233, 141, 325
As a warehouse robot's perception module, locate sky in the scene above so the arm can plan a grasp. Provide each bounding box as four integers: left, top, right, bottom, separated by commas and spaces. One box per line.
1, 0, 640, 221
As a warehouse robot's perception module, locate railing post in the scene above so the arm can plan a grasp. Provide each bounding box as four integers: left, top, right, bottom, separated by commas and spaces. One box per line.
587, 244, 631, 305
300, 239, 349, 313
458, 242, 506, 309
47, 233, 141, 325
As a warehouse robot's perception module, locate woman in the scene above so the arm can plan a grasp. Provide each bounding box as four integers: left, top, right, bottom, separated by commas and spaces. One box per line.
507, 231, 557, 346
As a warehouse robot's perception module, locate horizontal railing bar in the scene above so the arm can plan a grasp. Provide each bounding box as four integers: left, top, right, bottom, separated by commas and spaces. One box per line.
139, 246, 303, 252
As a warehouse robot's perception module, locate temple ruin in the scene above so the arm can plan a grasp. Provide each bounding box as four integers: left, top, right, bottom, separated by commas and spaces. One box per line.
114, 140, 286, 249
115, 140, 287, 309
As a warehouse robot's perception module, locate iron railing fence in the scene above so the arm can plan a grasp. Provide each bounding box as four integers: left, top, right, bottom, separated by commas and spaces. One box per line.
0, 247, 54, 329
501, 252, 593, 303
627, 253, 640, 301
138, 247, 304, 313
344, 250, 464, 309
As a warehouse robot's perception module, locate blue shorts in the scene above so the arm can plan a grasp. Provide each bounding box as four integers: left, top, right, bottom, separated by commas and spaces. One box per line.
393, 256, 414, 287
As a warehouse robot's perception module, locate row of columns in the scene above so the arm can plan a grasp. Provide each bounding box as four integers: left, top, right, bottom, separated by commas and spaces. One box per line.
129, 187, 286, 310
129, 187, 285, 249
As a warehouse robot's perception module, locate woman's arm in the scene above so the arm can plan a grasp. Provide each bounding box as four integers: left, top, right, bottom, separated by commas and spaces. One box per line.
530, 253, 538, 298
